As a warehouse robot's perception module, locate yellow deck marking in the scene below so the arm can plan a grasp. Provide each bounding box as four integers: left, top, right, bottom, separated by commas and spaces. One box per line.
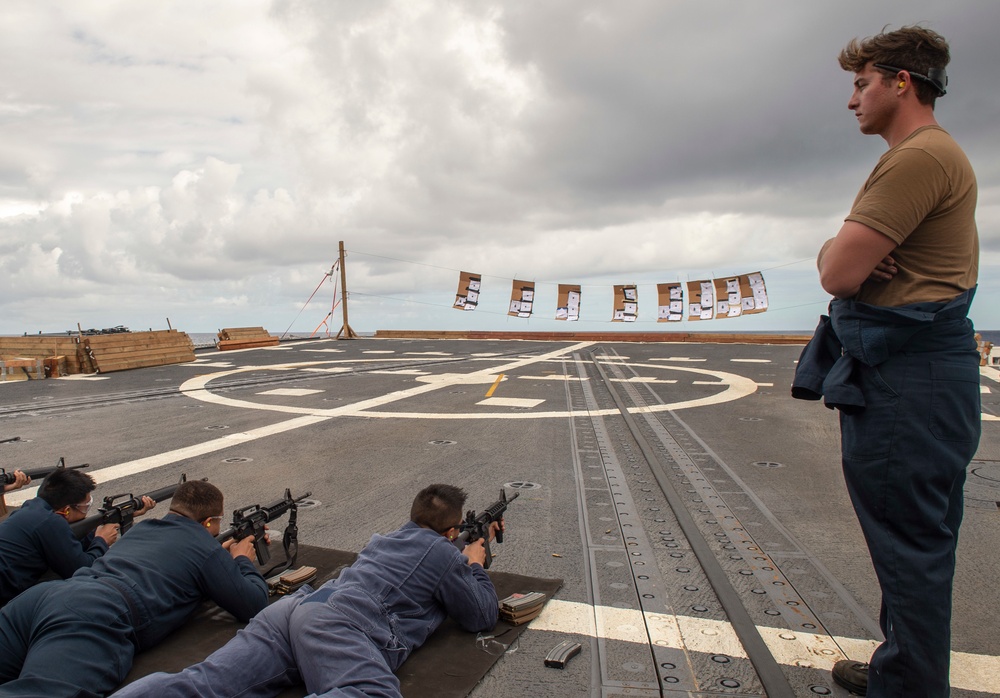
485, 373, 505, 397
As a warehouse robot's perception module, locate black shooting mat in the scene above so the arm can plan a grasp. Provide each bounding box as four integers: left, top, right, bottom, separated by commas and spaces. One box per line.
122, 545, 563, 698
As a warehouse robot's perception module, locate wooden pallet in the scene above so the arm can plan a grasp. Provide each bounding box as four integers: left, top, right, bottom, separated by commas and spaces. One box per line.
216, 327, 279, 351
0, 336, 87, 376
82, 330, 196, 373
0, 358, 45, 382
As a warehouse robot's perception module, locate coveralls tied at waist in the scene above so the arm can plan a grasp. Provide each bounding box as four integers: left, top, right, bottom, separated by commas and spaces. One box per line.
791, 288, 977, 413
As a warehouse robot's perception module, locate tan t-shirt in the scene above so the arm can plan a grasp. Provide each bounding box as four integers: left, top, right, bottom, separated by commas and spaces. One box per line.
848, 125, 978, 307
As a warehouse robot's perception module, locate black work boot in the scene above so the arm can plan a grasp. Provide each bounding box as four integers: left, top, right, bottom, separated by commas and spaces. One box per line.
832, 659, 868, 695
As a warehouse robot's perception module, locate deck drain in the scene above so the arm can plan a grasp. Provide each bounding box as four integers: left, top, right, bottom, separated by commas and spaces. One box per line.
222, 457, 252, 464
204, 425, 230, 431
752, 461, 784, 468
428, 440, 457, 445
504, 481, 541, 490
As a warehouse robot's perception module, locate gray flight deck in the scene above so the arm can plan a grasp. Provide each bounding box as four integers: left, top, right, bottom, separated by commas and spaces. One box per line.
1, 337, 998, 697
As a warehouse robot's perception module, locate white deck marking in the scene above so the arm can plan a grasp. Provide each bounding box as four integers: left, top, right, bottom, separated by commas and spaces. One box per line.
980, 366, 1000, 382
518, 375, 586, 381
369, 370, 431, 376
182, 362, 233, 368
56, 375, 110, 381
476, 397, 545, 408
403, 352, 452, 356
731, 358, 772, 363
983, 386, 991, 394
300, 367, 353, 374
177, 357, 758, 420
693, 380, 726, 385
257, 388, 322, 396
612, 377, 678, 384
983, 413, 1000, 422
5, 414, 331, 505
362, 350, 395, 354
302, 349, 345, 353
650, 357, 706, 362
530, 600, 1000, 693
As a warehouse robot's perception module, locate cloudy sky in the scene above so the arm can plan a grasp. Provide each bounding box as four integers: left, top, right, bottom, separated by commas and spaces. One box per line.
2, 1, 999, 337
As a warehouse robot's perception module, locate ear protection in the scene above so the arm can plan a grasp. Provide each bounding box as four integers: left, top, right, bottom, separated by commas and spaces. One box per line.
899, 81, 906, 88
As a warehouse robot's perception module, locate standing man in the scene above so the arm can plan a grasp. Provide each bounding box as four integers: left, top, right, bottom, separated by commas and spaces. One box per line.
794, 26, 980, 697
0, 479, 267, 697
113, 483, 501, 698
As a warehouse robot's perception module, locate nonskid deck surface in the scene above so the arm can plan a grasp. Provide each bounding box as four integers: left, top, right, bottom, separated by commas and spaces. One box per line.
2, 337, 999, 697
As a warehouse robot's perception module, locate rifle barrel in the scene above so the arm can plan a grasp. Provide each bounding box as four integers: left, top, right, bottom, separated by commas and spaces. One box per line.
4, 462, 89, 485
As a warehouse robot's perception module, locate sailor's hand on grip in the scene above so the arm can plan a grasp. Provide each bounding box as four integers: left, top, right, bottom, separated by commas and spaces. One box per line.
96, 523, 120, 546
488, 518, 504, 542
463, 538, 488, 567
224, 535, 257, 562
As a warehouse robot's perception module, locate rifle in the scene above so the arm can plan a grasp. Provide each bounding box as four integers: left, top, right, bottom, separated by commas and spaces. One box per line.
70, 474, 189, 539
456, 488, 519, 569
2, 457, 89, 486
216, 489, 311, 572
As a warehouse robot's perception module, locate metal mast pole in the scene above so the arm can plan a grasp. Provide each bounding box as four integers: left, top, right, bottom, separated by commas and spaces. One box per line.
336, 241, 359, 339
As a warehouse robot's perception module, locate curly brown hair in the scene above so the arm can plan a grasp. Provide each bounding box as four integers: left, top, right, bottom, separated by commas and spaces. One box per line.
838, 25, 950, 105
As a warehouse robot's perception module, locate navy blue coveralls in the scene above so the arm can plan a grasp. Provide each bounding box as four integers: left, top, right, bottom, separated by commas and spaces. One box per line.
0, 497, 109, 607
793, 290, 981, 697
0, 513, 268, 697
113, 520, 499, 698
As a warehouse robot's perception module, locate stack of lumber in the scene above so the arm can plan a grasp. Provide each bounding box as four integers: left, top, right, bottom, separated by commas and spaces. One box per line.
82, 330, 195, 373
0, 335, 86, 380
216, 327, 279, 351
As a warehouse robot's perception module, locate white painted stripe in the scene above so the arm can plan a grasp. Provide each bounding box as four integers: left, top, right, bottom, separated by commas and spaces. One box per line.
257, 388, 322, 396
518, 375, 586, 381
731, 358, 772, 363
403, 352, 452, 356
529, 600, 1000, 692
755, 382, 774, 387
5, 415, 332, 506
182, 362, 233, 368
302, 349, 345, 353
982, 386, 992, 394
477, 397, 545, 408
693, 381, 726, 385
983, 413, 1000, 422
369, 370, 430, 375
980, 366, 1000, 383
300, 367, 352, 374
612, 377, 678, 384
362, 350, 395, 354
650, 357, 706, 362
56, 375, 110, 381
